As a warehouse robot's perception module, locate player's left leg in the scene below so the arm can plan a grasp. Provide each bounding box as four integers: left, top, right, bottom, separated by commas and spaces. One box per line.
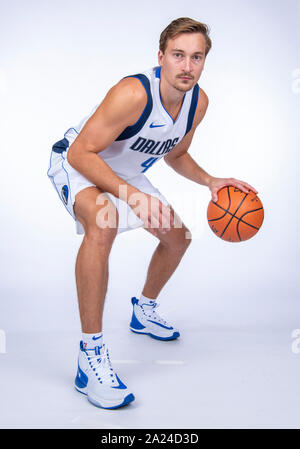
129, 206, 191, 340
142, 206, 191, 298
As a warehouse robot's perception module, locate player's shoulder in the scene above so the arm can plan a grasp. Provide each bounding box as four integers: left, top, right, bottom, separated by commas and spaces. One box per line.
192, 86, 209, 128
110, 76, 148, 107
198, 87, 209, 108
100, 75, 148, 125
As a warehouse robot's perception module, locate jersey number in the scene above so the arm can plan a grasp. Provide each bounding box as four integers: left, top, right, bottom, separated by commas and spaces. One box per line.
141, 157, 158, 173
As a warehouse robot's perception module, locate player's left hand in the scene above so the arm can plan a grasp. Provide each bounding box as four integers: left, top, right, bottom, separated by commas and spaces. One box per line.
207, 177, 258, 202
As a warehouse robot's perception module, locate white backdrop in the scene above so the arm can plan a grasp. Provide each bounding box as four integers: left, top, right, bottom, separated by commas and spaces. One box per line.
0, 0, 299, 430
0, 0, 298, 333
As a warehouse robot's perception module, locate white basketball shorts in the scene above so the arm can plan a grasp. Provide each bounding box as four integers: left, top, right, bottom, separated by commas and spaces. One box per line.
47, 137, 170, 235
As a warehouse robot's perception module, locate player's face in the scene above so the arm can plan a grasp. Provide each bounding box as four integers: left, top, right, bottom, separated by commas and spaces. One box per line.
158, 33, 206, 92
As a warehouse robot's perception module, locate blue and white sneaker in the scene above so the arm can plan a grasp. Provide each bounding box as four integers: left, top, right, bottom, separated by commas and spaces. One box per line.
129, 297, 180, 341
74, 341, 135, 409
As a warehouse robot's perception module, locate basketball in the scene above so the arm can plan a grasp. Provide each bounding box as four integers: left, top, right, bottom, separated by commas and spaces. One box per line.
207, 186, 264, 242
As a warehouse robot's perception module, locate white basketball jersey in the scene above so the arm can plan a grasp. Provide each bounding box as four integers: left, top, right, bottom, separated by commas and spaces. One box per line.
63, 66, 199, 181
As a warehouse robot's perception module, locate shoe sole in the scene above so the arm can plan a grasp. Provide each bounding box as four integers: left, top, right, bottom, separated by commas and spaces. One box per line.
129, 327, 180, 341
74, 385, 135, 409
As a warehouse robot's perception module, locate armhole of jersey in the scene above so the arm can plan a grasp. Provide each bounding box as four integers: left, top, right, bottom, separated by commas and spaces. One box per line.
115, 74, 153, 141
185, 83, 200, 136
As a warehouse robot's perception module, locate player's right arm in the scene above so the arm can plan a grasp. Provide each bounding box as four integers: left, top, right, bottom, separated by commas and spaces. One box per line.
67, 77, 145, 201
67, 77, 172, 232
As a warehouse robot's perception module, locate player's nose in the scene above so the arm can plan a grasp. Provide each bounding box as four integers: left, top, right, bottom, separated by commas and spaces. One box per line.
183, 58, 192, 73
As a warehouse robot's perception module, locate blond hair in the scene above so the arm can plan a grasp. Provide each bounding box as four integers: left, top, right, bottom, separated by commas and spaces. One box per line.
159, 17, 212, 56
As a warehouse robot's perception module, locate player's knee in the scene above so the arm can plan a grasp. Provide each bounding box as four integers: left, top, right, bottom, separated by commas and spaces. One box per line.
74, 187, 119, 227
165, 227, 192, 252
85, 224, 117, 251
179, 227, 192, 250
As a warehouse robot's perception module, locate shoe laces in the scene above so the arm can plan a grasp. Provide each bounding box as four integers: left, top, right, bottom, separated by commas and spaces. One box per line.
83, 344, 116, 385
140, 301, 167, 325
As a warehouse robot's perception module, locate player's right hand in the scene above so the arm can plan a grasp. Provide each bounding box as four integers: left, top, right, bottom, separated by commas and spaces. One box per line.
128, 191, 174, 236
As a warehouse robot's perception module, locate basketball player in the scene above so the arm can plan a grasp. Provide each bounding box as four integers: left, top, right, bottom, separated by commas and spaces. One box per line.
47, 17, 258, 409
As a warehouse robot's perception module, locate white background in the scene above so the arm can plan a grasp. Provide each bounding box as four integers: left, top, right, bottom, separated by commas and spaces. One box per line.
0, 0, 299, 429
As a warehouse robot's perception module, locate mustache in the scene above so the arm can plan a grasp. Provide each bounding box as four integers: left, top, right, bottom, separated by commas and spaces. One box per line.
177, 73, 193, 79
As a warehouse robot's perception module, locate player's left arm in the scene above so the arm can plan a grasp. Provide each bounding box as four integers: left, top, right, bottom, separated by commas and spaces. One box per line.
164, 88, 258, 201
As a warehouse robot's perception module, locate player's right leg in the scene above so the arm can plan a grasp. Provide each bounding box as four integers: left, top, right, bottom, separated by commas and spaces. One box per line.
72, 186, 135, 409
47, 140, 134, 408
73, 186, 119, 334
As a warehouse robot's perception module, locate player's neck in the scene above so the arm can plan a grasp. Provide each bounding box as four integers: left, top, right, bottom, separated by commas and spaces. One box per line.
159, 76, 185, 120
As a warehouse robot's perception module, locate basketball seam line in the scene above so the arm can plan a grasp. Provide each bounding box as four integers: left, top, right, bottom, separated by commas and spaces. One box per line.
208, 204, 263, 230
220, 187, 247, 239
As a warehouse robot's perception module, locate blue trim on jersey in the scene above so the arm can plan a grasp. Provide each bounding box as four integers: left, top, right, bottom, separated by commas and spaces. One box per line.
64, 127, 79, 138
158, 85, 186, 125
52, 137, 69, 153
156, 66, 186, 125
115, 74, 153, 141
185, 84, 199, 135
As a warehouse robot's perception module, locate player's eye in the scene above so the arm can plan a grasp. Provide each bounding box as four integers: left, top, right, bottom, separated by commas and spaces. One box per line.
174, 53, 183, 58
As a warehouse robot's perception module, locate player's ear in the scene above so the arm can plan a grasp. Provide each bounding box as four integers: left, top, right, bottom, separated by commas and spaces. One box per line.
157, 50, 164, 64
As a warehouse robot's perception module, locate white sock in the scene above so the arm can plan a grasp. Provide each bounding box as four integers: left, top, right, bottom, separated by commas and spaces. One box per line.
82, 331, 104, 350
139, 294, 156, 306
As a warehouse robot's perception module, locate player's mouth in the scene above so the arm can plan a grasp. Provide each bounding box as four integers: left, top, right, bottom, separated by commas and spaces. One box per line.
178, 76, 192, 80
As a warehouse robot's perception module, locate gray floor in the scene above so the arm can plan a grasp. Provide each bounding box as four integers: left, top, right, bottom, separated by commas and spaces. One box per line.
0, 326, 299, 429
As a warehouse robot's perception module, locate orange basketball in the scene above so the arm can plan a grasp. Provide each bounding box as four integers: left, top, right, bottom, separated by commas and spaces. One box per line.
207, 186, 264, 242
